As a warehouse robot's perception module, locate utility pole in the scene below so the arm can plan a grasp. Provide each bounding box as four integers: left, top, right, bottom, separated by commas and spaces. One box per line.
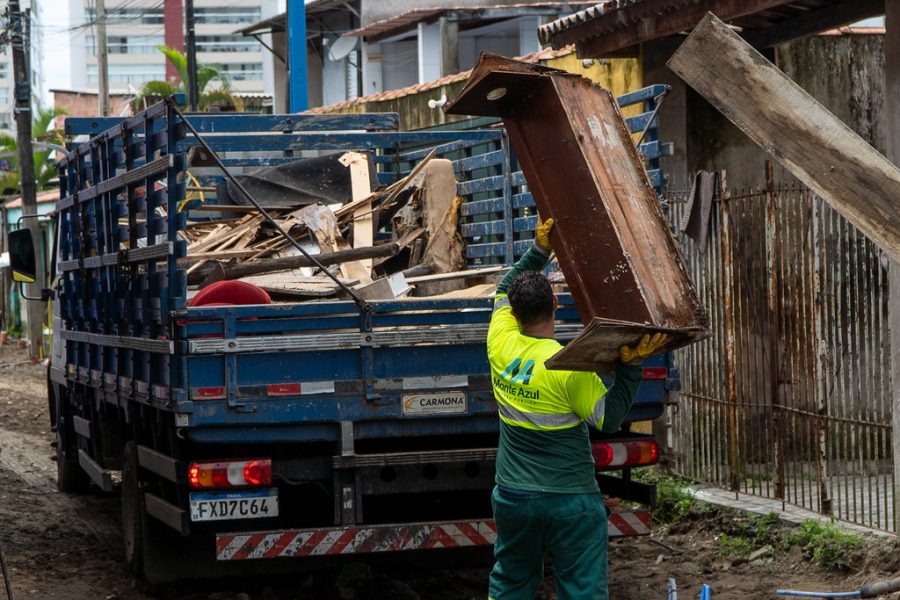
287, 1, 308, 112
96, 0, 109, 116
185, 0, 198, 110
8, 0, 42, 359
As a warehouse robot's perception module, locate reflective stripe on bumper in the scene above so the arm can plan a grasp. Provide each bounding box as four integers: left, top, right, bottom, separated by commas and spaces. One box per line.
215, 511, 650, 560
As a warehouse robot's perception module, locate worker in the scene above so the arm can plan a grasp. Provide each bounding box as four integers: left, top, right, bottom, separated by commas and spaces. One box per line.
487, 217, 667, 600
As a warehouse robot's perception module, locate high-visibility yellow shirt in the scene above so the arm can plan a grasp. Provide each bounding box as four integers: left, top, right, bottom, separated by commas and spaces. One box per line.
488, 292, 608, 493
487, 244, 642, 493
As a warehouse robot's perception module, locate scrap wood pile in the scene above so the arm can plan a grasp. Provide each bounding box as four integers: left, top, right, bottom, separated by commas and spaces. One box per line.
181, 151, 501, 303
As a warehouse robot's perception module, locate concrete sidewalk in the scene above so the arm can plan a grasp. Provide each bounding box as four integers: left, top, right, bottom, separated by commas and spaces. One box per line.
691, 485, 895, 538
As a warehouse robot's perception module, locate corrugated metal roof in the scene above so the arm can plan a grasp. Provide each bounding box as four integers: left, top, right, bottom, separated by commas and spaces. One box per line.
305, 45, 575, 114
235, 2, 354, 36
234, 12, 286, 36
346, 3, 595, 42
538, 0, 876, 54
344, 8, 449, 40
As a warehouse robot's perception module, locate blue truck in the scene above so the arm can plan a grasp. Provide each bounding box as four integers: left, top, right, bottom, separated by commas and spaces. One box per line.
9, 87, 675, 584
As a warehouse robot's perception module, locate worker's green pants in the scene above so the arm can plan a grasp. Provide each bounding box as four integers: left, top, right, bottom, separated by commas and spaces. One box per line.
488, 486, 608, 600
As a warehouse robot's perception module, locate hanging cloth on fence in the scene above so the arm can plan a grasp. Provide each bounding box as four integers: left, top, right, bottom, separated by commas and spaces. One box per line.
679, 170, 719, 251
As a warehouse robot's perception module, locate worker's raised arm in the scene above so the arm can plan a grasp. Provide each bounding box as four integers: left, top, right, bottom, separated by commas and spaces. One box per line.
496, 217, 554, 296
597, 362, 643, 433
566, 363, 641, 432
601, 334, 670, 432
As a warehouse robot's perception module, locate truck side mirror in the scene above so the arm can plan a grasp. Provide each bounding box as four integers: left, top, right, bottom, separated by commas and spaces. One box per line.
9, 228, 37, 284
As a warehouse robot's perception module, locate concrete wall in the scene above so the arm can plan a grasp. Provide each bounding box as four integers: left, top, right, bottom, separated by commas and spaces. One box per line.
649, 32, 887, 191
316, 50, 642, 131
779, 33, 886, 155
53, 90, 132, 119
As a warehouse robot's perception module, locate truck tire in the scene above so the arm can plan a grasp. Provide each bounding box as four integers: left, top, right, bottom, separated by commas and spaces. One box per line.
54, 385, 89, 493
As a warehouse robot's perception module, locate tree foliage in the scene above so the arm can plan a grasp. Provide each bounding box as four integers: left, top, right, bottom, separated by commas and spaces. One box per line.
132, 46, 243, 112
0, 106, 70, 194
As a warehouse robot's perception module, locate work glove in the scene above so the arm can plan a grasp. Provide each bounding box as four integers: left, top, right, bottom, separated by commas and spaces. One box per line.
620, 333, 669, 364
536, 216, 554, 251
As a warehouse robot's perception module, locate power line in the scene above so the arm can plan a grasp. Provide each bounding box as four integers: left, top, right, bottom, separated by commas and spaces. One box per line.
69, 0, 164, 33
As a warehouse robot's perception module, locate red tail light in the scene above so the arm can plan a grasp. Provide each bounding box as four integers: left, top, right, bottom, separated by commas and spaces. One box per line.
592, 440, 660, 469
193, 387, 226, 399
188, 459, 272, 489
642, 367, 668, 380
267, 383, 301, 396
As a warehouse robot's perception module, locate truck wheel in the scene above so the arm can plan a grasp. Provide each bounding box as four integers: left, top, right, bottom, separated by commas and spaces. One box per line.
54, 386, 89, 493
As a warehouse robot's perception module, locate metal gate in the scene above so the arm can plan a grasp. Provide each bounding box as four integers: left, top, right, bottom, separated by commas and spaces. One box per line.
668, 170, 893, 531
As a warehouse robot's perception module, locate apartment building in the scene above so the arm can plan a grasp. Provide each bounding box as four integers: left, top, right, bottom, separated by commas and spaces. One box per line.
0, 0, 44, 131
68, 0, 278, 96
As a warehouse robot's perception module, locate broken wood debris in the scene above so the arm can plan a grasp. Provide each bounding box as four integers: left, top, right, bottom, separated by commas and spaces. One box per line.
183, 150, 481, 302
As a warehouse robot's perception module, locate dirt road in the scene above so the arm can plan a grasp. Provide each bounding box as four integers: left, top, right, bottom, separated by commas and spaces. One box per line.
0, 344, 898, 599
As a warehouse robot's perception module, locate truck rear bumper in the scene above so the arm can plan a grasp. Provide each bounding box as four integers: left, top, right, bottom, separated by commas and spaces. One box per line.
215, 510, 650, 561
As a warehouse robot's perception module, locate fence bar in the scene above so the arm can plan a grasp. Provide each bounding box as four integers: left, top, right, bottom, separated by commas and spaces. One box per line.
720, 176, 740, 494
765, 164, 785, 501
669, 181, 892, 531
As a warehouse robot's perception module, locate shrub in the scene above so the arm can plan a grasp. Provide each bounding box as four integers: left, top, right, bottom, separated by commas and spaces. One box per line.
786, 519, 862, 571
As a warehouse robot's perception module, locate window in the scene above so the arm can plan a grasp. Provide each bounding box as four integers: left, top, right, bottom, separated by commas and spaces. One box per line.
219, 63, 263, 81
0, 63, 8, 79
85, 7, 164, 25
194, 7, 261, 25
87, 35, 164, 55
196, 35, 260, 53
0, 88, 10, 104
86, 63, 165, 85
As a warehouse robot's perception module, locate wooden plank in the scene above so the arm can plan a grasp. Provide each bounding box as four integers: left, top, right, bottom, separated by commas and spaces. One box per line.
203, 243, 401, 283
424, 283, 496, 299
668, 12, 900, 261
340, 152, 375, 273
239, 273, 358, 298
405, 266, 507, 284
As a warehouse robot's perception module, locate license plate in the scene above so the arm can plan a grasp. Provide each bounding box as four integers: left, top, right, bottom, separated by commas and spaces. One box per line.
402, 391, 467, 416
189, 488, 278, 522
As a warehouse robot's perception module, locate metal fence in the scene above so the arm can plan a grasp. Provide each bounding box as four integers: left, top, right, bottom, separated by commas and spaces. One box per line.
668, 173, 894, 531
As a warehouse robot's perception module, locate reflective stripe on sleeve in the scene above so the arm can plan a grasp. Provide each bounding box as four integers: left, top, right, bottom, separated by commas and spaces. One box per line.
588, 396, 606, 429
493, 296, 510, 312
497, 401, 581, 428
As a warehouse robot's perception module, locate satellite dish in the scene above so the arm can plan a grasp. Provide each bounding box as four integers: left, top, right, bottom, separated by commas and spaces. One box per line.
328, 36, 359, 62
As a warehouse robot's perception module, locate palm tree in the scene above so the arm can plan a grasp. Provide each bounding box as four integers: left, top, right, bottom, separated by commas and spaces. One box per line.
0, 106, 69, 194
132, 46, 243, 112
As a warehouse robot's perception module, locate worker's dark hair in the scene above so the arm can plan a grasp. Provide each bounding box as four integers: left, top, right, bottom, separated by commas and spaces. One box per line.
507, 271, 554, 327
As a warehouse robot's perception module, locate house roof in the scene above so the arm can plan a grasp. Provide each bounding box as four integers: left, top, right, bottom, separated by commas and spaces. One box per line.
345, 3, 596, 42
50, 87, 131, 96
305, 45, 575, 114
4, 190, 60, 209
235, 1, 358, 36
235, 13, 286, 35
539, 0, 885, 57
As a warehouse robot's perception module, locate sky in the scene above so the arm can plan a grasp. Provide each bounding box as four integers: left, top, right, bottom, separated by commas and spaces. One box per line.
40, 0, 72, 105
